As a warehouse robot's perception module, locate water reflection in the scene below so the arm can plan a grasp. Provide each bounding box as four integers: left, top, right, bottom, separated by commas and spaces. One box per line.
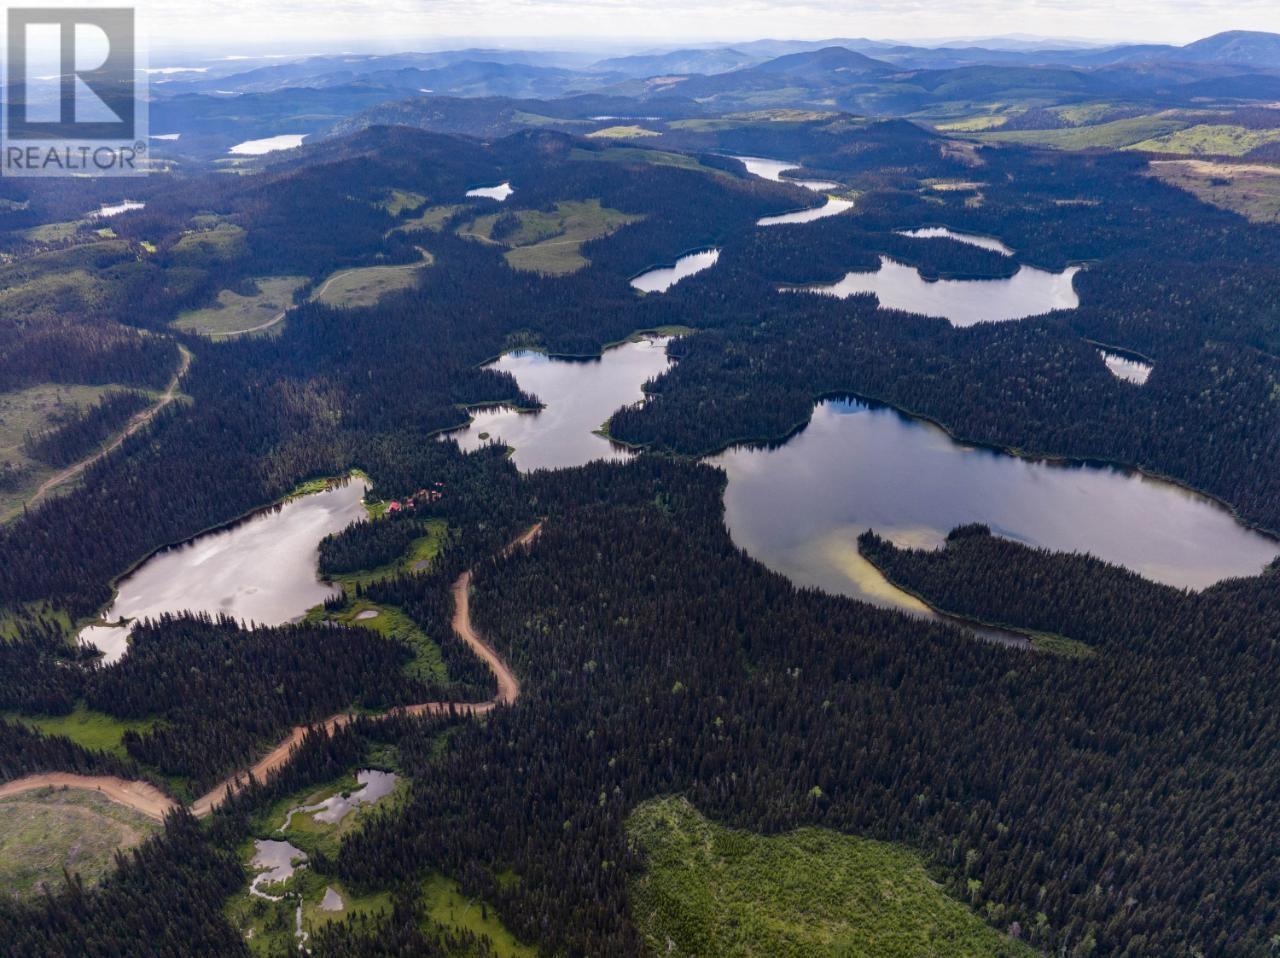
446, 338, 673, 472
734, 155, 840, 192
249, 840, 307, 900
758, 197, 855, 226
631, 250, 721, 293
896, 226, 1014, 256
791, 255, 1079, 325
92, 201, 145, 219
1100, 349, 1153, 385
229, 134, 307, 155
79, 479, 369, 664
279, 769, 398, 830
713, 399, 1279, 614
466, 182, 513, 201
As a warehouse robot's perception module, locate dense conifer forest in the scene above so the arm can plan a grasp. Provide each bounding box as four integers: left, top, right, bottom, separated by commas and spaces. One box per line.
0, 109, 1278, 956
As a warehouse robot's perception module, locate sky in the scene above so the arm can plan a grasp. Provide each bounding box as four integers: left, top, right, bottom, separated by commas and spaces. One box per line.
137, 0, 1280, 55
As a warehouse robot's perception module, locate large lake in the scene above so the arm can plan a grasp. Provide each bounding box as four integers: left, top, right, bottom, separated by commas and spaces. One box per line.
792, 255, 1080, 325
712, 399, 1279, 613
79, 479, 368, 664
446, 338, 672, 471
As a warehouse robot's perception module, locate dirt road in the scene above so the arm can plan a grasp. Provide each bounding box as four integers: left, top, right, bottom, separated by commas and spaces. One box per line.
28, 345, 192, 509
189, 521, 540, 815
0, 773, 177, 821
3, 523, 539, 821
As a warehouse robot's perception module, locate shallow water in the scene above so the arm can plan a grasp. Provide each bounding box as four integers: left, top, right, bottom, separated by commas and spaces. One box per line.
319, 887, 344, 912
79, 479, 369, 664
712, 399, 1280, 615
1100, 349, 1153, 384
249, 840, 307, 900
896, 226, 1014, 256
229, 134, 307, 155
466, 182, 513, 201
446, 338, 673, 472
280, 769, 399, 830
631, 249, 721, 293
792, 255, 1079, 325
757, 197, 855, 226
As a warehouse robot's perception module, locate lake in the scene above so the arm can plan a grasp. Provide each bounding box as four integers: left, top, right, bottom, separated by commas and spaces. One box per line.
791, 255, 1080, 325
896, 227, 1014, 256
446, 338, 672, 472
92, 201, 145, 218
78, 479, 369, 664
1100, 349, 1153, 384
466, 182, 514, 201
712, 399, 1280, 616
631, 249, 721, 292
734, 155, 840, 192
229, 134, 308, 155
758, 197, 855, 227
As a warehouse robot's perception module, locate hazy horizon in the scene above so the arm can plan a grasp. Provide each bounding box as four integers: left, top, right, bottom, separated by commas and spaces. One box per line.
140, 0, 1280, 57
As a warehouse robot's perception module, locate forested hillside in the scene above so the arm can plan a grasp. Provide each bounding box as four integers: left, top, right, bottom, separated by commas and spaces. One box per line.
0, 108, 1277, 957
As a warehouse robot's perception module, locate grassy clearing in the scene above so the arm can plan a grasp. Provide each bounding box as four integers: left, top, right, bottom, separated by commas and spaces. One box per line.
173, 276, 306, 336
421, 875, 537, 957
669, 109, 840, 133
228, 868, 392, 955
933, 115, 1007, 132
3, 704, 159, 757
326, 600, 448, 685
379, 189, 429, 215
1030, 633, 1096, 658
0, 240, 130, 323
979, 115, 1187, 150
0, 383, 126, 463
21, 220, 89, 244
587, 125, 660, 139
463, 199, 643, 275
0, 382, 151, 521
571, 146, 731, 177
169, 223, 247, 264
303, 515, 448, 681
1127, 124, 1280, 157
311, 252, 433, 309
1150, 159, 1280, 222
251, 765, 407, 861
0, 603, 73, 641
628, 796, 1036, 958
228, 764, 405, 953
390, 204, 464, 234
0, 787, 159, 900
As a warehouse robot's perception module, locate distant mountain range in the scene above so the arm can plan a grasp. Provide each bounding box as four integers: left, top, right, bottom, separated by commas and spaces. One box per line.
144, 30, 1280, 158
154, 30, 1280, 98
